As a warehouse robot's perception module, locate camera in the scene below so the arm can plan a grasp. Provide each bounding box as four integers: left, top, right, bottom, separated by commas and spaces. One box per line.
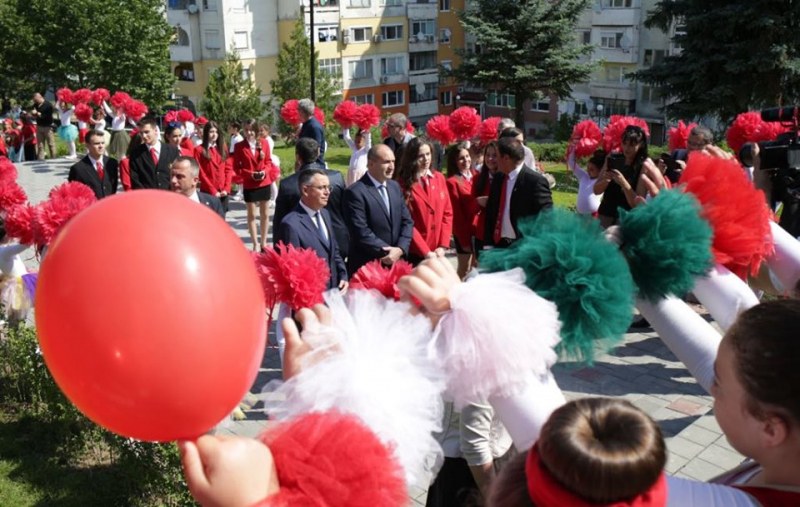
756, 106, 800, 172
607, 153, 625, 171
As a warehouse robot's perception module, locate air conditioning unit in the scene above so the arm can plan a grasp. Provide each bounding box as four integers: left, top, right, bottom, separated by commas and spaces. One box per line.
343, 34, 351, 45
372, 34, 383, 43
380, 75, 389, 84
409, 35, 418, 43
426, 34, 435, 43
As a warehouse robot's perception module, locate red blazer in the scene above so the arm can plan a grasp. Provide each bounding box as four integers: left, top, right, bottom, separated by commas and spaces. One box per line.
403, 171, 453, 257
233, 138, 279, 190
194, 145, 233, 195
471, 167, 494, 242
446, 170, 479, 249
119, 157, 131, 191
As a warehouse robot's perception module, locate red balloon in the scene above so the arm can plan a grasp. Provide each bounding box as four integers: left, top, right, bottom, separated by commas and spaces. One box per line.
36, 191, 266, 441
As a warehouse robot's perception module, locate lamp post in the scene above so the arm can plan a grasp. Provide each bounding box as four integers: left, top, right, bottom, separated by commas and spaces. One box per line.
309, 1, 316, 101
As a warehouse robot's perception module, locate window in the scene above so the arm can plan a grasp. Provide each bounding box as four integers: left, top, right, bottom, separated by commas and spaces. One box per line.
241, 67, 251, 81
348, 0, 371, 6
439, 28, 451, 44
168, 0, 192, 9
349, 59, 374, 80
642, 49, 666, 67
640, 86, 662, 104
409, 51, 437, 72
578, 30, 590, 45
175, 63, 195, 81
350, 94, 375, 105
440, 90, 452, 106
574, 100, 589, 116
229, 0, 245, 10
411, 82, 437, 103
202, 0, 217, 10
381, 56, 404, 75
487, 92, 515, 108
233, 31, 248, 49
171, 26, 189, 46
317, 25, 338, 42
466, 41, 482, 54
410, 19, 435, 37
314, 0, 339, 5
380, 24, 404, 41
591, 97, 634, 116
439, 0, 450, 10
380, 0, 402, 5
382, 90, 405, 107
319, 58, 342, 77
604, 0, 632, 6
530, 99, 550, 112
204, 29, 221, 49
351, 27, 373, 42
600, 32, 623, 49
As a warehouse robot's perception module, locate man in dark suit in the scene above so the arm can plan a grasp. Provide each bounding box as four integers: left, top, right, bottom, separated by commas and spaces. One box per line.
483, 136, 553, 248
297, 98, 326, 165
344, 143, 414, 273
170, 156, 225, 219
275, 168, 348, 291
129, 117, 180, 190
273, 138, 349, 259
67, 129, 119, 199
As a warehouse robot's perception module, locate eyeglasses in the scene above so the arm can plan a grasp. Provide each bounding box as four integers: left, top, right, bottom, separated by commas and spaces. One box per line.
305, 184, 332, 192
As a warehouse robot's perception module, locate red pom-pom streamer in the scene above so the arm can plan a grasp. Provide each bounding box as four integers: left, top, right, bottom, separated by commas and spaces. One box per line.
334, 101, 359, 128
176, 109, 195, 123
0, 180, 27, 214
164, 110, 179, 124
478, 117, 503, 145
571, 119, 603, 158
252, 242, 329, 316
426, 115, 456, 146
679, 155, 774, 278
449, 106, 481, 141
32, 182, 97, 246
726, 112, 763, 154
4, 204, 35, 245
91, 88, 110, 107
109, 91, 131, 111
752, 121, 790, 144
0, 157, 18, 184
74, 103, 93, 123
72, 88, 92, 104
56, 88, 74, 105
195, 116, 208, 127
281, 99, 301, 126
314, 107, 326, 124
125, 100, 148, 122
602, 115, 650, 152
354, 104, 381, 131
668, 120, 697, 152
350, 260, 413, 301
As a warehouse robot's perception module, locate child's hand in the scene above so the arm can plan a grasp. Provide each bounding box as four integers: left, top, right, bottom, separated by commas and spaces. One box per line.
398, 256, 461, 325
179, 435, 279, 507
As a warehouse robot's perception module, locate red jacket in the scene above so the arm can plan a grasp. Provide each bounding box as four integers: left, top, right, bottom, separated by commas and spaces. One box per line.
471, 167, 494, 242
446, 170, 479, 249
233, 139, 279, 190
119, 157, 131, 191
194, 145, 233, 195
403, 171, 453, 257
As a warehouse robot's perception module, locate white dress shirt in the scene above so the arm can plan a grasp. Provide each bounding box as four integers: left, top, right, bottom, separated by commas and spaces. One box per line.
501, 163, 524, 239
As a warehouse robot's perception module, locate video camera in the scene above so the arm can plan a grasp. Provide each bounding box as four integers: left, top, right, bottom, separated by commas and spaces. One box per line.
755, 106, 800, 171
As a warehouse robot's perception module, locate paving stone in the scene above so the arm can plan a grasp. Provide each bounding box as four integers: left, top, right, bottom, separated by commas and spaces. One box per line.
678, 457, 729, 482
697, 444, 747, 471
667, 435, 707, 460
678, 423, 723, 447
667, 398, 711, 417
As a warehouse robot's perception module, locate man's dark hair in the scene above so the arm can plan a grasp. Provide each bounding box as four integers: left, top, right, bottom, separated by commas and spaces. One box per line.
84, 130, 105, 145
499, 127, 524, 140
228, 120, 241, 130
497, 136, 525, 162
137, 116, 159, 130
296, 137, 320, 165
297, 168, 328, 190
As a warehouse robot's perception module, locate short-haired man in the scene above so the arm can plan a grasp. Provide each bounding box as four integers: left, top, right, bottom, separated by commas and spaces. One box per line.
344, 144, 413, 273
382, 112, 416, 162
31, 92, 55, 160
129, 117, 180, 190
297, 98, 326, 165
497, 119, 536, 170
483, 137, 553, 248
667, 125, 714, 183
170, 156, 225, 218
67, 130, 119, 199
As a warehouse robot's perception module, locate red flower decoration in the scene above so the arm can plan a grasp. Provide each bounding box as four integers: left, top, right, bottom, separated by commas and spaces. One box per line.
177, 108, 195, 123
679, 155, 773, 278
56, 87, 74, 105
164, 110, 179, 124
350, 260, 413, 301
314, 107, 326, 124
0, 157, 18, 184
602, 116, 650, 152
125, 100, 148, 122
74, 103, 93, 123
726, 112, 763, 154
252, 242, 330, 314
4, 204, 35, 245
449, 106, 481, 141
91, 88, 110, 107
109, 91, 131, 111
426, 115, 456, 146
668, 120, 697, 152
72, 88, 92, 104
334, 101, 358, 128
571, 120, 603, 158
281, 99, 301, 126
354, 104, 381, 131
0, 180, 27, 214
33, 182, 97, 246
195, 116, 208, 127
478, 117, 503, 145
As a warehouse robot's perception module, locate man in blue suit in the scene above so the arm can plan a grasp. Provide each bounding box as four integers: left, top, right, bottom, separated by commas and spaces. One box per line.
275, 167, 348, 291
344, 144, 414, 274
297, 98, 326, 166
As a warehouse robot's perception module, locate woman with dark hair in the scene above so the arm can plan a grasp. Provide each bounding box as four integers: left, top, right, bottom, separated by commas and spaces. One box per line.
394, 137, 453, 264
195, 120, 232, 214
593, 125, 665, 228
471, 140, 499, 253
119, 131, 143, 191
446, 142, 479, 278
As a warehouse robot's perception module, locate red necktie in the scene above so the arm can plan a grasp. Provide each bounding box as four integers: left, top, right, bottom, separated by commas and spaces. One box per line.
493, 176, 508, 244
97, 161, 104, 181
150, 147, 158, 165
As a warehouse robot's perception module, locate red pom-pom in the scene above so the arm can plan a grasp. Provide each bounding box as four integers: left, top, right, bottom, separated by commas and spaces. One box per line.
408, 122, 417, 136
350, 260, 413, 301
177, 108, 195, 123
4, 204, 35, 245
668, 120, 697, 152
252, 242, 329, 312
164, 110, 179, 124
0, 180, 27, 214
72, 88, 92, 104
91, 88, 110, 107
571, 119, 603, 158
195, 116, 208, 127
280, 99, 301, 126
381, 122, 389, 139
56, 87, 74, 105
752, 121, 790, 144
0, 157, 18, 184
334, 101, 359, 128
74, 103, 93, 123
426, 115, 456, 146
32, 182, 96, 246
314, 107, 326, 124
449, 106, 481, 141
679, 155, 773, 278
109, 91, 131, 111
354, 104, 381, 131
125, 100, 148, 122
260, 411, 407, 507
602, 116, 650, 152
478, 117, 503, 145
726, 112, 763, 154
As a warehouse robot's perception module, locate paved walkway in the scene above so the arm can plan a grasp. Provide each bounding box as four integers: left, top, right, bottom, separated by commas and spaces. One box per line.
16, 156, 743, 506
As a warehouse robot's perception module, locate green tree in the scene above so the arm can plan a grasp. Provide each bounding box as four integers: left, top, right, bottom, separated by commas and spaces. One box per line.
269, 18, 341, 138
634, 0, 800, 123
199, 50, 267, 128
0, 0, 174, 108
450, 0, 595, 126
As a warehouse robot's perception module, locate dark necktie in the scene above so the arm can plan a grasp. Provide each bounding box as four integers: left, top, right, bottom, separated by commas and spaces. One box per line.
314, 212, 328, 244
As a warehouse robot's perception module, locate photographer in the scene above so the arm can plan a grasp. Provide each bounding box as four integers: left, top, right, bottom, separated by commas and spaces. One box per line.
664, 125, 714, 184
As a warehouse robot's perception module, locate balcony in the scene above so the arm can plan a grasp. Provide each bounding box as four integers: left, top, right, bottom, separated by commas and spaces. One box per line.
593, 46, 638, 64
409, 100, 438, 118
592, 7, 641, 26
589, 82, 636, 101
407, 2, 436, 20
379, 73, 407, 85
170, 45, 194, 62
409, 34, 437, 50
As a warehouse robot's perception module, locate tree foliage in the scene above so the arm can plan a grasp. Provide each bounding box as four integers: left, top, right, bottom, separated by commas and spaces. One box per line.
199, 51, 267, 128
450, 0, 595, 126
0, 0, 174, 107
634, 0, 800, 123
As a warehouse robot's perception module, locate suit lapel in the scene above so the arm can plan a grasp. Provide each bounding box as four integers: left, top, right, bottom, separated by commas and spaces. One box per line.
368, 184, 391, 221
412, 178, 433, 210
299, 210, 331, 253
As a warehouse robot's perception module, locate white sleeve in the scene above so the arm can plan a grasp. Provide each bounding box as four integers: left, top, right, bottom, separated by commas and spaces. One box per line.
342, 128, 355, 150
524, 145, 536, 169
366, 129, 373, 149
666, 476, 758, 507
765, 221, 800, 294
102, 100, 113, 116
636, 296, 720, 393
691, 264, 759, 332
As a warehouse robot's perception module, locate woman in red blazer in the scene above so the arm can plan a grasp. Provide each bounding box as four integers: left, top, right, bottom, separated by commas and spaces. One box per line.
195, 121, 233, 216
394, 137, 453, 264
233, 119, 280, 251
446, 142, 480, 279
471, 140, 499, 255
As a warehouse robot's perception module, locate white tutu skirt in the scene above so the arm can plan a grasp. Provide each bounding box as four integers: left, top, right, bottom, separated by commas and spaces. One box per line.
0, 273, 36, 321
57, 124, 78, 142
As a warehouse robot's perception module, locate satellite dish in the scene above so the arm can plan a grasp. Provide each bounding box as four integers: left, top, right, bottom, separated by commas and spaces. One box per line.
187, 3, 199, 13
415, 83, 426, 95
620, 34, 632, 50
444, 28, 452, 38
416, 31, 426, 40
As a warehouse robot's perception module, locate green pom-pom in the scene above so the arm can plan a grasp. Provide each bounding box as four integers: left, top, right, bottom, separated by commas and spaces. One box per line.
618, 189, 713, 302
480, 209, 634, 362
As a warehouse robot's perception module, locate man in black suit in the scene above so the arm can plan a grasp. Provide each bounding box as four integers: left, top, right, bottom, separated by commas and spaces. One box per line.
483, 136, 553, 248
170, 156, 225, 219
129, 117, 179, 190
67, 130, 119, 199
344, 143, 413, 273
273, 138, 349, 259
275, 168, 348, 291
297, 98, 326, 165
